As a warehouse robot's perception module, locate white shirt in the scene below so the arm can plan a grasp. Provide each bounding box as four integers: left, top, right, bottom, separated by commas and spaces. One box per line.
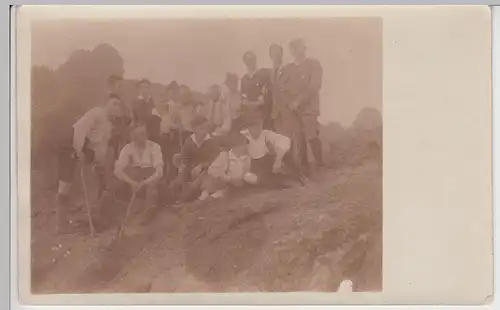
208, 150, 251, 180
72, 106, 112, 165
241, 129, 291, 160
221, 84, 243, 120
170, 101, 197, 132
153, 102, 175, 134
204, 97, 232, 136
190, 133, 211, 148
115, 140, 164, 171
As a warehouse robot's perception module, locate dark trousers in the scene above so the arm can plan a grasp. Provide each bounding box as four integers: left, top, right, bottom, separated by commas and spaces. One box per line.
251, 151, 303, 188
57, 128, 106, 199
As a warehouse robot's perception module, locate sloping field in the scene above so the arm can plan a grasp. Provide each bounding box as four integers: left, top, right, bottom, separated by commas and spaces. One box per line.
31, 158, 382, 294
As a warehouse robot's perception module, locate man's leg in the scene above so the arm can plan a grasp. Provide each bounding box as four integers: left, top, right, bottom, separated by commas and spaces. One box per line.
98, 175, 129, 231
56, 145, 77, 234
301, 113, 323, 167
251, 155, 285, 189
141, 167, 159, 209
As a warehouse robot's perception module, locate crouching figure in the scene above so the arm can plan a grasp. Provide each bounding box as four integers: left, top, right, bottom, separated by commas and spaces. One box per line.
199, 133, 258, 200
99, 125, 164, 229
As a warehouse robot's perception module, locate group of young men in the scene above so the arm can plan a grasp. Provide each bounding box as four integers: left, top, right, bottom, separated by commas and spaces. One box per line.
55, 38, 324, 234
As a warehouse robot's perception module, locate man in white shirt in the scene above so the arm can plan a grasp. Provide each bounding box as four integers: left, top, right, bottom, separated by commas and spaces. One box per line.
56, 94, 124, 234
98, 125, 164, 229
114, 125, 164, 203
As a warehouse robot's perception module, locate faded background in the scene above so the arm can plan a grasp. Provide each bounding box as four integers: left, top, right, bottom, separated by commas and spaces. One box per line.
31, 18, 382, 126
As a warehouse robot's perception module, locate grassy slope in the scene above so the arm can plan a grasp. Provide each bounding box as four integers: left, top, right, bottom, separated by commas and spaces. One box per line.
31, 156, 382, 293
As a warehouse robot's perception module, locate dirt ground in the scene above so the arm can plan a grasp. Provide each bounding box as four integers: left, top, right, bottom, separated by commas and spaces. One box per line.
30, 157, 382, 294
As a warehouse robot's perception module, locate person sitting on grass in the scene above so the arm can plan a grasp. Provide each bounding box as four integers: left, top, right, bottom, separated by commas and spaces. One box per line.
168, 116, 221, 203
240, 110, 306, 189
99, 125, 164, 229
199, 133, 258, 200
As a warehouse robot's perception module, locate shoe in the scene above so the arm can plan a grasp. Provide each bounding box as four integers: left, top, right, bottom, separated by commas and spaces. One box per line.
211, 190, 226, 199
198, 191, 210, 201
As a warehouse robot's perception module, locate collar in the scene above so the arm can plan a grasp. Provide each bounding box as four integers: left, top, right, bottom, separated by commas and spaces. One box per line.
132, 140, 151, 150
240, 129, 262, 141
246, 68, 257, 79
190, 133, 211, 148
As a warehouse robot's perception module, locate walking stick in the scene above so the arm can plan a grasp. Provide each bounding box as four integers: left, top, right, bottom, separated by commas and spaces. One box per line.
116, 190, 138, 241
79, 165, 95, 237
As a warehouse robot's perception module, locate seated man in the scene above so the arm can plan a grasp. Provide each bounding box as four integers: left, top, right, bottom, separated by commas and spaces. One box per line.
240, 110, 305, 189
199, 133, 258, 200
168, 116, 221, 203
99, 125, 164, 228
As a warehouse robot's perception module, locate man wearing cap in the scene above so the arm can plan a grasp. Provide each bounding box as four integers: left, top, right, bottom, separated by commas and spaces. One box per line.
268, 43, 304, 167
240, 51, 274, 130
287, 38, 324, 168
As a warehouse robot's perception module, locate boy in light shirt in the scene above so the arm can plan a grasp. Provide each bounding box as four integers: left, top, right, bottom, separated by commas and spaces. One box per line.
240, 110, 306, 189
199, 133, 258, 200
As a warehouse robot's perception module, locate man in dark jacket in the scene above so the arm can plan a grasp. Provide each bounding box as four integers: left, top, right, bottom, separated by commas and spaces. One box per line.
287, 38, 324, 168
240, 51, 273, 130
168, 116, 221, 203
131, 78, 161, 144
107, 75, 132, 160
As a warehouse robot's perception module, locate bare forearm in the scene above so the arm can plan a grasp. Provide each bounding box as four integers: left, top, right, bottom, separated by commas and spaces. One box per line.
143, 168, 162, 185
115, 169, 135, 185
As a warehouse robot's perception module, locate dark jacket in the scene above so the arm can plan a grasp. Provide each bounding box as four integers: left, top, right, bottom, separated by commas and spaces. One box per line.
132, 96, 155, 125
285, 58, 323, 116
181, 135, 221, 171
240, 68, 273, 120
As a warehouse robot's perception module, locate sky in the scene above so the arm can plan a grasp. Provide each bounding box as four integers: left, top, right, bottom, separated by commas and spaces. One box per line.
31, 18, 382, 126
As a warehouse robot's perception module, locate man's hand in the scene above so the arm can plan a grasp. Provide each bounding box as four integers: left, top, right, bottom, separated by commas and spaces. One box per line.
191, 165, 203, 178
222, 174, 232, 183
129, 180, 143, 193
272, 158, 283, 174
75, 150, 85, 162
289, 98, 302, 111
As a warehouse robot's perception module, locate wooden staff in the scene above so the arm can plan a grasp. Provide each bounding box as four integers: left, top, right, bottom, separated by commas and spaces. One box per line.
116, 190, 138, 241
79, 165, 95, 237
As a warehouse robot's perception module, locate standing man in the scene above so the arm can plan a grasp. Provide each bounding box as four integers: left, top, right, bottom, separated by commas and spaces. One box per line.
288, 38, 324, 168
107, 75, 131, 160
131, 79, 155, 126
131, 78, 161, 144
56, 94, 124, 234
240, 51, 273, 130
268, 43, 303, 165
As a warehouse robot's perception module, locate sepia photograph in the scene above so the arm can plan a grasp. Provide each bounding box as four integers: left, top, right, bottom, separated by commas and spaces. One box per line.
15, 5, 492, 306
28, 15, 382, 294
